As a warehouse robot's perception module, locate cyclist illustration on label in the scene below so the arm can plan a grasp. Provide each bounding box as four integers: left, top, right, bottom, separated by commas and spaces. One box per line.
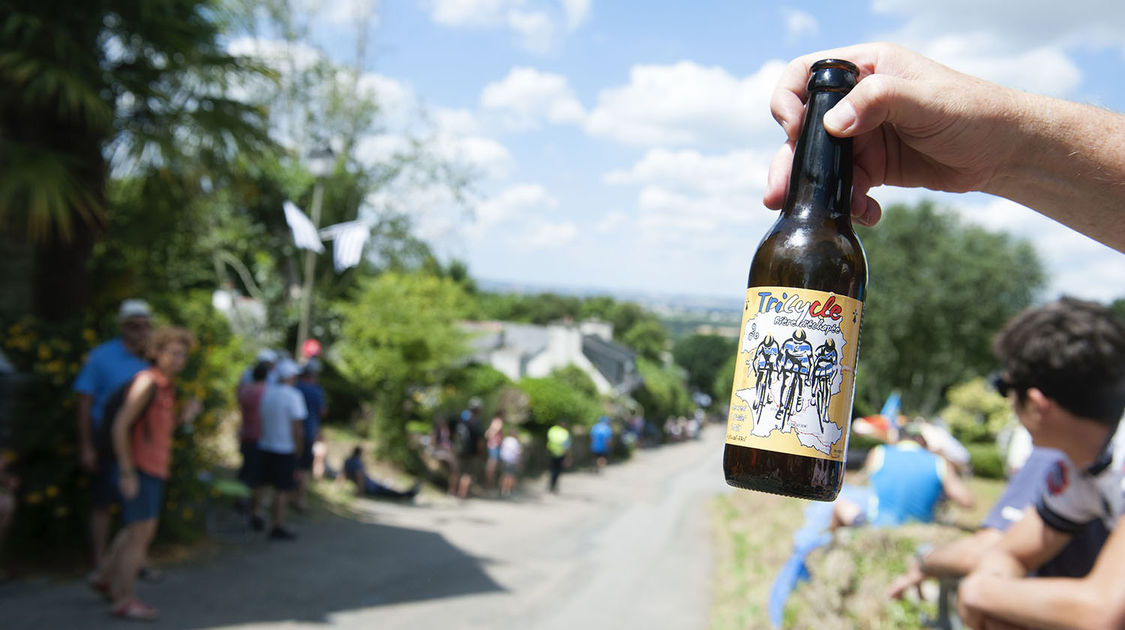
748, 334, 779, 424
727, 286, 862, 462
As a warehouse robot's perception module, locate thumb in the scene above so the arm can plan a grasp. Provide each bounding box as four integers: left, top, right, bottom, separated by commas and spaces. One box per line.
823, 74, 912, 137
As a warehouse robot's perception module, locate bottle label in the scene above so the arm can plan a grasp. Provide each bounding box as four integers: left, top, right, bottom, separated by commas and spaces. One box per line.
725, 286, 863, 462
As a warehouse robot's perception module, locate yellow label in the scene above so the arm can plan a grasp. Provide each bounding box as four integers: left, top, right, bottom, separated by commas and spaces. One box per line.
725, 286, 863, 462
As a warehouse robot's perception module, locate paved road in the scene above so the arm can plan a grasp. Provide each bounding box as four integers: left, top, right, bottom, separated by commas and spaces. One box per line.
3, 426, 730, 630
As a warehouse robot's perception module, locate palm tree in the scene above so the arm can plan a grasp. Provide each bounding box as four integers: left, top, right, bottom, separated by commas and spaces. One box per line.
0, 0, 273, 321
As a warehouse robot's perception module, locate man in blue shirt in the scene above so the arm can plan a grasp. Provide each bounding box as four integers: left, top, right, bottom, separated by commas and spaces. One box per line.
590, 416, 613, 473
73, 299, 152, 570
294, 360, 326, 512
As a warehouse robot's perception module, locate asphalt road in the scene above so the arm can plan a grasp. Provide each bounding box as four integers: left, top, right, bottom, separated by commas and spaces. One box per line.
3, 426, 730, 630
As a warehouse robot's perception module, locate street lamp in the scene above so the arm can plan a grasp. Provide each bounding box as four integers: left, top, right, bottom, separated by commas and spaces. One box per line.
295, 146, 335, 362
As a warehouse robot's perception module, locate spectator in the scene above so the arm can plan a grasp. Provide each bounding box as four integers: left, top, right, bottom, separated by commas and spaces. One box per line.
73, 299, 152, 572
342, 446, 420, 501
831, 424, 974, 530
888, 447, 1109, 600
251, 359, 306, 541
546, 419, 572, 494
87, 327, 200, 621
498, 428, 522, 498
955, 299, 1125, 629
238, 349, 277, 386
483, 411, 505, 491
235, 362, 269, 492
453, 398, 484, 500
590, 416, 613, 473
431, 414, 459, 496
294, 360, 326, 512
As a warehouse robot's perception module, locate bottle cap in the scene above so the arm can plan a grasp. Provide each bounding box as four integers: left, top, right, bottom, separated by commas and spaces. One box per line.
808, 59, 859, 93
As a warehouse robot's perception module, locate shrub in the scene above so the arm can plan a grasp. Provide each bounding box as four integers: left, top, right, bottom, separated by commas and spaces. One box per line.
966, 442, 1006, 479
519, 376, 600, 431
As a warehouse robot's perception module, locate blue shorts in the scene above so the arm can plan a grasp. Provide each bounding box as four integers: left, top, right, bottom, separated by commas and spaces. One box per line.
121, 470, 165, 525
488, 446, 501, 461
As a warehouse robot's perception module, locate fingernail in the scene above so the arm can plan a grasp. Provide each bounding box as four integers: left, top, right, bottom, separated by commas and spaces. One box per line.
824, 101, 856, 134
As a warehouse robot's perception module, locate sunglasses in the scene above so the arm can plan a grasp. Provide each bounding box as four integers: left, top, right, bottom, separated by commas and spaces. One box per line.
989, 373, 1019, 397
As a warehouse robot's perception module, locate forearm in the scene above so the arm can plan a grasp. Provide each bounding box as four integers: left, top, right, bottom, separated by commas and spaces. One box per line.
922, 530, 1003, 578
960, 573, 1119, 630
112, 424, 134, 474
987, 91, 1125, 253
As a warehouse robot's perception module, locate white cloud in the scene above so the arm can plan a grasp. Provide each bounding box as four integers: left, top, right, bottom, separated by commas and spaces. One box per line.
782, 9, 818, 42
480, 67, 587, 130
596, 210, 627, 234
561, 0, 591, 30
872, 0, 1125, 52
523, 219, 579, 248
604, 148, 770, 196
869, 1, 1125, 97
476, 184, 558, 226
423, 0, 591, 52
585, 60, 787, 148
228, 36, 324, 72
427, 0, 510, 26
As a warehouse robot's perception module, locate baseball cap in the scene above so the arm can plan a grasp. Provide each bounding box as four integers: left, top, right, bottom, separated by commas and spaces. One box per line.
256, 348, 280, 363
118, 299, 153, 320
275, 359, 300, 381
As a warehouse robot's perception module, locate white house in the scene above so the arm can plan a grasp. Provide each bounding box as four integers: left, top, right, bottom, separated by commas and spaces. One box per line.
462, 320, 640, 396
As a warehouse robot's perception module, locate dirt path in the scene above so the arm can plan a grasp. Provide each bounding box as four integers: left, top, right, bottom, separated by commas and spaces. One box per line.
2, 426, 730, 630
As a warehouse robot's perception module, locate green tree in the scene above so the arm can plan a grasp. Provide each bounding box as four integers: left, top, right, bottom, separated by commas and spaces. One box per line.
1, 1, 272, 321
620, 318, 668, 362
334, 272, 471, 464
633, 358, 692, 422
519, 376, 600, 429
673, 334, 738, 393
549, 365, 600, 400
854, 202, 1044, 415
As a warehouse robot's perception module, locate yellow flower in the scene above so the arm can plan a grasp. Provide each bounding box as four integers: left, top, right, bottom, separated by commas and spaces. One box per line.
181, 508, 194, 520
83, 329, 97, 344
45, 485, 59, 498
25, 492, 42, 504
55, 506, 70, 518
37, 344, 51, 360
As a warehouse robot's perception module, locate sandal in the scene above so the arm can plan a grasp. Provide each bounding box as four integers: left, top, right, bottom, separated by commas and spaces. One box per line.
112, 598, 159, 621
87, 575, 113, 601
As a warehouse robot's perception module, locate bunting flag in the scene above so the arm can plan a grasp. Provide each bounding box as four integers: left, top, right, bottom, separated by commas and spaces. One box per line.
283, 201, 324, 253
319, 221, 371, 272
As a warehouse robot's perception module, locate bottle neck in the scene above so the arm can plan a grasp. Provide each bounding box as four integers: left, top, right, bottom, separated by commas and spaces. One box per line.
783, 89, 853, 222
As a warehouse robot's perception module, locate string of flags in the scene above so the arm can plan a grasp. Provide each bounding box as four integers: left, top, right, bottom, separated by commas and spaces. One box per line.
282, 201, 371, 272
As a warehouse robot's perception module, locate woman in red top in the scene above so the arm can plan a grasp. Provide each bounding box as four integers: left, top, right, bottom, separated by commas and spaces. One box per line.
90, 327, 200, 621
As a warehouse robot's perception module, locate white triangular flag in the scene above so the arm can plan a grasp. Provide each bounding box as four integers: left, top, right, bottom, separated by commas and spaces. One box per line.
320, 221, 370, 272
283, 201, 324, 253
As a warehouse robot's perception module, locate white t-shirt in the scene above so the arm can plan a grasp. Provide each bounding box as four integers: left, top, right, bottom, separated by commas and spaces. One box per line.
1037, 449, 1125, 533
257, 384, 307, 454
499, 436, 522, 464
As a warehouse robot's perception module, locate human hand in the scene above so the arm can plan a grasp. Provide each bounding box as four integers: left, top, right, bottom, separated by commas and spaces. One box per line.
181, 398, 203, 424
119, 471, 139, 500
766, 42, 1022, 227
80, 442, 98, 472
885, 559, 924, 600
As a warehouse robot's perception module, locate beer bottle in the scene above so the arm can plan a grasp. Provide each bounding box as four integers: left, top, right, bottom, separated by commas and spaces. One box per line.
723, 59, 867, 501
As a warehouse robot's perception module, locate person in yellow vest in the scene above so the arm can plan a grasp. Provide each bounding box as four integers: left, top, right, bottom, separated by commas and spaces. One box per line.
546, 420, 572, 494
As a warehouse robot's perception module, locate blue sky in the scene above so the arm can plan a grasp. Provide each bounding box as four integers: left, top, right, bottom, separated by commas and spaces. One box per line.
236, 0, 1125, 303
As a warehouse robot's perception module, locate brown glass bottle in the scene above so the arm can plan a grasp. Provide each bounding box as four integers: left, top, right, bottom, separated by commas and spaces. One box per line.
723, 59, 867, 501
